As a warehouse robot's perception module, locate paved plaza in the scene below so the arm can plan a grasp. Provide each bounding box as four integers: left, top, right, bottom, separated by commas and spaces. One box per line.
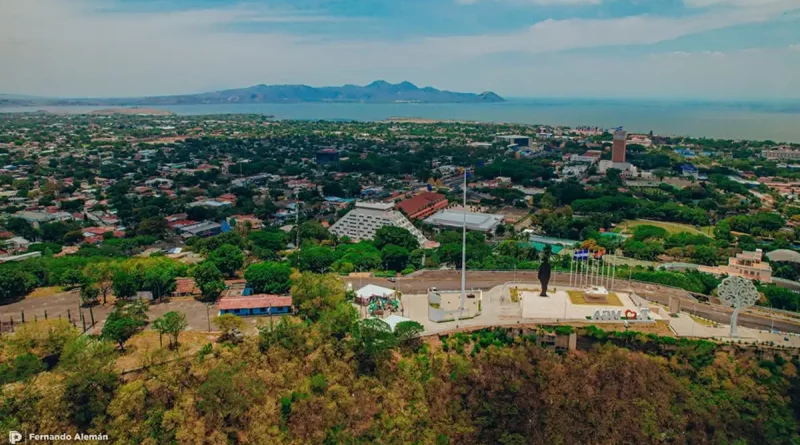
519, 285, 666, 322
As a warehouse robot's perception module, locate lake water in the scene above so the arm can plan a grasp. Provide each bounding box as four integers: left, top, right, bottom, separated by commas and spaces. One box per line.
3, 99, 800, 142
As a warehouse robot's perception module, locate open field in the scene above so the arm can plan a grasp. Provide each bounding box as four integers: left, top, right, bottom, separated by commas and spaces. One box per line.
115, 330, 219, 373
567, 290, 623, 306
618, 219, 710, 237
25, 286, 67, 299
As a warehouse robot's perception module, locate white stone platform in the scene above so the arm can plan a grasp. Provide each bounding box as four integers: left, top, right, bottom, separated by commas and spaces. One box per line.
520, 288, 664, 321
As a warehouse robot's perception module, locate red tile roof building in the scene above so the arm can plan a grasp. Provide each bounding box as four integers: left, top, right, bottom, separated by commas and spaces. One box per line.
218, 295, 293, 316
174, 278, 200, 297
395, 192, 448, 220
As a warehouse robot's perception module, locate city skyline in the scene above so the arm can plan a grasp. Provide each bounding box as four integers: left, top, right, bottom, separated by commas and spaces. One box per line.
1, 0, 800, 99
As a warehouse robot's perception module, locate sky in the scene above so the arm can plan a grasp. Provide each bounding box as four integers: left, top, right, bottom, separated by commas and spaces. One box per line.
1, 0, 800, 99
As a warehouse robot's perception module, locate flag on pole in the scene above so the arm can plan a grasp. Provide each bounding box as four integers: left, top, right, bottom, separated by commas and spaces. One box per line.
573, 249, 589, 260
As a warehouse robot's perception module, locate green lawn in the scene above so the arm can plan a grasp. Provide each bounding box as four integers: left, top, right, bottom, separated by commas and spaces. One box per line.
618, 219, 711, 237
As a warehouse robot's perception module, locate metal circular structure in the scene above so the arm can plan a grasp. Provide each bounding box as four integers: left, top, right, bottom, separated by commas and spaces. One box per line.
716, 276, 759, 337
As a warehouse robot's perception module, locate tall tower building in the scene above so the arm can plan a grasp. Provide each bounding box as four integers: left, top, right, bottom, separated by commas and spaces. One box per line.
612, 129, 627, 163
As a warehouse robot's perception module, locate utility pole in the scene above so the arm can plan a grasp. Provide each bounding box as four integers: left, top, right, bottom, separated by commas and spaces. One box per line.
295, 188, 300, 250
770, 303, 774, 333
460, 168, 467, 319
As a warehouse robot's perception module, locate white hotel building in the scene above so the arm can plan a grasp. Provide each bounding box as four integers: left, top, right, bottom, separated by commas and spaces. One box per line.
330, 202, 429, 246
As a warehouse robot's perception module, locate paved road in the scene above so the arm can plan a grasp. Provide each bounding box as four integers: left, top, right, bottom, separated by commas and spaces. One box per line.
346, 270, 800, 335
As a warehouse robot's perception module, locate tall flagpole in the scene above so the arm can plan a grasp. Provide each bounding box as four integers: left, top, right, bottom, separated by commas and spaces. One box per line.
585, 252, 590, 287
611, 256, 616, 291
569, 255, 573, 287
460, 168, 467, 315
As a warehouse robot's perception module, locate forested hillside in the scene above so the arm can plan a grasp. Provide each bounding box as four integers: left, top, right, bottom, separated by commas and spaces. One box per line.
2, 307, 800, 445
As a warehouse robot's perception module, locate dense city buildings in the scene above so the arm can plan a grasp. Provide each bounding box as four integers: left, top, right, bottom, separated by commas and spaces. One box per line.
2, 111, 800, 444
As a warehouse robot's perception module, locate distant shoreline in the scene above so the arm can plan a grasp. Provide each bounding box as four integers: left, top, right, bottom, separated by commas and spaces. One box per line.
88, 107, 175, 116
2, 101, 800, 142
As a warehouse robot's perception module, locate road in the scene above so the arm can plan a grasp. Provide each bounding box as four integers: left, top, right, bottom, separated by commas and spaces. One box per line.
346, 270, 800, 335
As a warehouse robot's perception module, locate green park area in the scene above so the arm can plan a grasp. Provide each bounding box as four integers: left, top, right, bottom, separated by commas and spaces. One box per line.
618, 219, 711, 237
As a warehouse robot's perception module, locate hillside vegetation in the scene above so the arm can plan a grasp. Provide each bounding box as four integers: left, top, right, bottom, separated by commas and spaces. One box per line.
2, 304, 800, 445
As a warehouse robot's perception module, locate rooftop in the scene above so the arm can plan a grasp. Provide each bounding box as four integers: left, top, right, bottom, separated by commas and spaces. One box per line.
424, 209, 503, 232
356, 284, 396, 299
395, 192, 446, 215
355, 201, 395, 211
218, 295, 293, 311
180, 221, 221, 234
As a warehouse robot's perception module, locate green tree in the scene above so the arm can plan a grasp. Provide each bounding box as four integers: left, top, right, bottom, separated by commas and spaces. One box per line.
101, 315, 139, 351
296, 221, 331, 243
40, 221, 72, 243
244, 261, 292, 294
208, 244, 245, 278
0, 269, 37, 304
59, 337, 118, 430
351, 318, 396, 375
111, 266, 137, 300
60, 268, 84, 288
152, 311, 188, 350
381, 244, 410, 272
79, 283, 100, 306
394, 320, 424, 351
194, 261, 225, 301
248, 230, 286, 254
63, 229, 85, 245
4, 217, 37, 240
83, 262, 115, 304
290, 272, 346, 321
135, 216, 169, 238
692, 245, 720, 266
292, 246, 336, 273
374, 226, 420, 251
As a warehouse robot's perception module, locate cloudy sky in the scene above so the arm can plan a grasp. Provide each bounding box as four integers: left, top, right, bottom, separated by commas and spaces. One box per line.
1, 0, 799, 99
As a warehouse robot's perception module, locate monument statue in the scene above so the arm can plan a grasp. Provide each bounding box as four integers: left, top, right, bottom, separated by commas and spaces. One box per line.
716, 276, 759, 337
538, 261, 552, 297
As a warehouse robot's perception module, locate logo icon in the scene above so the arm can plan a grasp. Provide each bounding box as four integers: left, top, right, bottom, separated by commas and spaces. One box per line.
9, 431, 23, 444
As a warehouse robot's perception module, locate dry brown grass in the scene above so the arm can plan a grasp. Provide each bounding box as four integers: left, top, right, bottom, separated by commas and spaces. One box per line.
567, 290, 623, 306
115, 330, 219, 372
25, 286, 67, 299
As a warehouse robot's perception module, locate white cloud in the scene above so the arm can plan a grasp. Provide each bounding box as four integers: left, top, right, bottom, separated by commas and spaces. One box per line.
456, 0, 601, 5
414, 4, 787, 57
683, 0, 795, 8
791, 43, 800, 50
0, 0, 798, 99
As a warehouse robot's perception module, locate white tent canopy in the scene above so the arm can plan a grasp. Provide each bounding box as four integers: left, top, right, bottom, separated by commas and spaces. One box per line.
355, 284, 396, 300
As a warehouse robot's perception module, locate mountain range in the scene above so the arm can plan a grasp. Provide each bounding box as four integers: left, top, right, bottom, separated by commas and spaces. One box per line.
0, 81, 504, 106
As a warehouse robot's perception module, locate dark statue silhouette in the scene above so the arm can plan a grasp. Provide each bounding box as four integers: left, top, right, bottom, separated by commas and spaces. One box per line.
538, 262, 551, 297
538, 245, 553, 297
